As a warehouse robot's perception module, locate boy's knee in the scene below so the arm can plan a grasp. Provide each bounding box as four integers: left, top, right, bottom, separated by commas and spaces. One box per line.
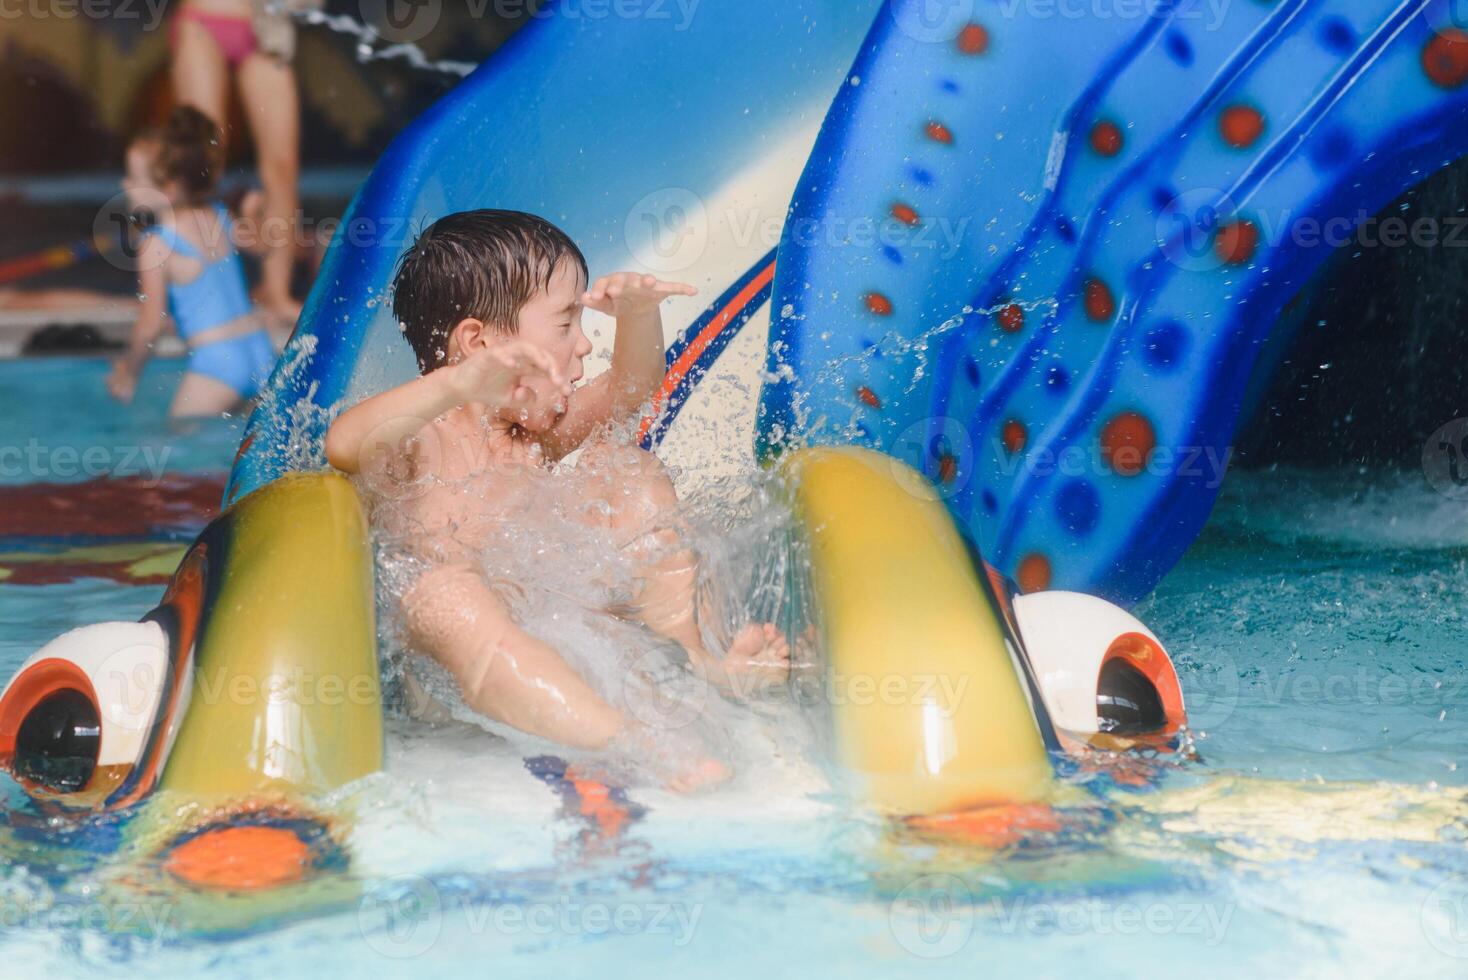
597, 447, 677, 528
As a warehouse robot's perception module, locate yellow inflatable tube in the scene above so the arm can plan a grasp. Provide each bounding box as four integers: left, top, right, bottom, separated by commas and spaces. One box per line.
161, 472, 382, 800
0, 472, 381, 894
782, 447, 1056, 814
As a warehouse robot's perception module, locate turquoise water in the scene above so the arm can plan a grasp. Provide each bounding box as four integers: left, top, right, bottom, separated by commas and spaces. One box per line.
2, 358, 1467, 977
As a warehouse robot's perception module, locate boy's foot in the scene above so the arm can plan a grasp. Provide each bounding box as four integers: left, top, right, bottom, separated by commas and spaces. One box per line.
721, 623, 791, 696
665, 756, 732, 794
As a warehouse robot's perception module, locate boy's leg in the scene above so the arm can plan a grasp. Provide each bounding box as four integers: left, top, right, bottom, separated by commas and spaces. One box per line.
587, 446, 790, 693
403, 563, 624, 749
597, 447, 702, 647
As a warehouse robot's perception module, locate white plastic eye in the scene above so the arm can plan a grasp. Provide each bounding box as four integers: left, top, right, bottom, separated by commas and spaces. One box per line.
0, 621, 183, 805
1011, 591, 1186, 737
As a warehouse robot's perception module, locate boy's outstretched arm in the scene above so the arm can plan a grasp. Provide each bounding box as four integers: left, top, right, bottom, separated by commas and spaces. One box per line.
325, 338, 568, 474
542, 273, 696, 458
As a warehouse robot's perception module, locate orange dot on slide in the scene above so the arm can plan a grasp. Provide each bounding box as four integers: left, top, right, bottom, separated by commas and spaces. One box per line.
1219, 104, 1265, 148
958, 24, 990, 55
1089, 120, 1124, 157
165, 825, 311, 891
856, 385, 883, 409
1002, 418, 1028, 454
1100, 411, 1156, 477
1083, 277, 1115, 322
890, 203, 921, 226
864, 292, 894, 316
926, 121, 954, 145
1017, 553, 1052, 593
1423, 29, 1468, 88
996, 303, 1025, 333
1214, 219, 1259, 265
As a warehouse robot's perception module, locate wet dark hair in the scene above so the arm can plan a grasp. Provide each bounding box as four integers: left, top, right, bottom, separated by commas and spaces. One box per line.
133, 106, 223, 206
391, 209, 589, 373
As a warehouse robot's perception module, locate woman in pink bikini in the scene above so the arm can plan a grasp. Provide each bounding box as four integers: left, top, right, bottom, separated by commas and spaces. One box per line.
170, 0, 317, 329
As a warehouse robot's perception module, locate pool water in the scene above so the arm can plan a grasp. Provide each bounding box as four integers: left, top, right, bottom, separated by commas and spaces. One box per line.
2, 357, 1467, 978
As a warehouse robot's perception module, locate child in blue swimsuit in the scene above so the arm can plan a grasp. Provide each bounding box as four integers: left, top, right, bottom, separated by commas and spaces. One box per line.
107, 107, 280, 418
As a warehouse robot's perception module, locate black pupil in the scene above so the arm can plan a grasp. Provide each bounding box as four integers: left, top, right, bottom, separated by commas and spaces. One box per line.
14, 689, 100, 793
1096, 659, 1166, 735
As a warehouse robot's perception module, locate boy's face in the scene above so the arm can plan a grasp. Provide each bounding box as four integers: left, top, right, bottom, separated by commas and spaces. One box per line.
502, 258, 593, 432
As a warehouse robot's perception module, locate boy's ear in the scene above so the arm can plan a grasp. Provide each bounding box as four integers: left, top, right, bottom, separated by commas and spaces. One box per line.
448, 317, 489, 358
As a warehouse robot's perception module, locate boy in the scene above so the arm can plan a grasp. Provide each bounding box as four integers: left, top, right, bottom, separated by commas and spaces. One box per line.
326, 210, 789, 787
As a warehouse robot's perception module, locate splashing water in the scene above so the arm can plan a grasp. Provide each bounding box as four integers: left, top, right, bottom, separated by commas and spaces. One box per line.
362, 409, 813, 789
777, 297, 1060, 450
287, 6, 477, 77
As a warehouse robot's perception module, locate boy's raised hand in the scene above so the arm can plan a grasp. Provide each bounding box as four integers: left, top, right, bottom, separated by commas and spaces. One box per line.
582, 273, 697, 317
448, 339, 571, 408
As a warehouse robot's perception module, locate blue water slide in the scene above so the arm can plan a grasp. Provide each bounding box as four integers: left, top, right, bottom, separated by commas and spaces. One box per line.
227, 0, 885, 504
760, 0, 1468, 604
234, 0, 1468, 607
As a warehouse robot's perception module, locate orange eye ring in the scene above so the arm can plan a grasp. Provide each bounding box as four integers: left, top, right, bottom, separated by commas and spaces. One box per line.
1100, 632, 1186, 734
0, 658, 102, 795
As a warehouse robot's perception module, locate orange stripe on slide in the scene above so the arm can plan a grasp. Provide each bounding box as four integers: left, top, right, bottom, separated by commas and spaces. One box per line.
568, 773, 634, 839
165, 825, 311, 891
637, 260, 777, 443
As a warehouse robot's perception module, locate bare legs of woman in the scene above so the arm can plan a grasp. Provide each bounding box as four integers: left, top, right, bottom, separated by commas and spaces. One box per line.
170, 16, 230, 123
237, 54, 302, 328
171, 17, 303, 330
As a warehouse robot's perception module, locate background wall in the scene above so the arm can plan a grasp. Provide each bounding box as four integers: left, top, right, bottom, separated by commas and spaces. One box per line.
0, 0, 528, 174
